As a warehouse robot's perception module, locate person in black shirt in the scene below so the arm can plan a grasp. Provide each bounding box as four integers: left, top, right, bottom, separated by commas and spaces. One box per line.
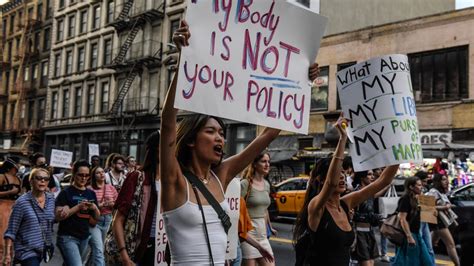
294, 116, 399, 266
55, 160, 100, 266
392, 176, 433, 266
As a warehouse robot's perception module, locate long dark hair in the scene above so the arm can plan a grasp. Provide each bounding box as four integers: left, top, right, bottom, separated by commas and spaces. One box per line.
293, 157, 331, 245
432, 173, 448, 194
90, 166, 104, 190
403, 176, 420, 215
176, 114, 226, 168
352, 170, 369, 189
141, 130, 160, 179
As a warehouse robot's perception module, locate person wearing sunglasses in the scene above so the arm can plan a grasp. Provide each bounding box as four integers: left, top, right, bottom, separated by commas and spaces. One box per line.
3, 168, 55, 266
55, 160, 100, 266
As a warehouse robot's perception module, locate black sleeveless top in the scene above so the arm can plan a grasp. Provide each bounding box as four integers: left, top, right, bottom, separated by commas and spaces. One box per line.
305, 200, 355, 266
0, 174, 21, 200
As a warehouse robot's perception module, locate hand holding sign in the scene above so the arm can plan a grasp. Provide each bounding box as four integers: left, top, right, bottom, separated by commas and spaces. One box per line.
173, 20, 190, 51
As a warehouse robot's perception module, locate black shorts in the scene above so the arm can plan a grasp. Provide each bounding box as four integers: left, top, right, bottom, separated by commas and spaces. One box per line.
351, 230, 379, 261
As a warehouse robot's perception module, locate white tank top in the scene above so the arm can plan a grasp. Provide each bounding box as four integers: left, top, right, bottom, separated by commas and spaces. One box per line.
163, 171, 230, 266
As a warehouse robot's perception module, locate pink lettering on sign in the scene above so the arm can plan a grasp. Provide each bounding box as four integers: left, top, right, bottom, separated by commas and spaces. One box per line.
236, 0, 280, 45
182, 61, 235, 101
242, 30, 299, 77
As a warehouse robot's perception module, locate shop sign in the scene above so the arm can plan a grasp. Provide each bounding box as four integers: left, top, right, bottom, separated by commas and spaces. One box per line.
420, 132, 451, 146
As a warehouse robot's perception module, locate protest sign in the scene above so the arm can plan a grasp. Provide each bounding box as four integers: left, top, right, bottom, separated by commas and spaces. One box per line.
155, 181, 168, 266
336, 54, 423, 171
88, 144, 100, 162
419, 195, 437, 224
50, 149, 73, 169
175, 0, 328, 134
225, 178, 241, 260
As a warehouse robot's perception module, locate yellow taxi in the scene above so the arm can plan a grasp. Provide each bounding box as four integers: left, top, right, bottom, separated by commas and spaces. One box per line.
271, 176, 309, 217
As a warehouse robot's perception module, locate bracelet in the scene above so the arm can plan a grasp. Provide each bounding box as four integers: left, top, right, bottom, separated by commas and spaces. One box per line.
118, 247, 127, 253
333, 155, 344, 160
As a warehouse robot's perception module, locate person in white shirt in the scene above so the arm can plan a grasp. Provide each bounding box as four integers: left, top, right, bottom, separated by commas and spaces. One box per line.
105, 155, 126, 192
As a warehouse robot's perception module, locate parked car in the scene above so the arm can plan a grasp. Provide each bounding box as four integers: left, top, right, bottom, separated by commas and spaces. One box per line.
448, 182, 474, 266
269, 177, 309, 219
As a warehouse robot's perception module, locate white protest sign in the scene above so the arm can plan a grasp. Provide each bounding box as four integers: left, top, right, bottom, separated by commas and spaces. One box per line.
336, 54, 423, 171
155, 181, 168, 266
50, 149, 73, 169
175, 0, 328, 134
225, 178, 241, 260
88, 144, 100, 162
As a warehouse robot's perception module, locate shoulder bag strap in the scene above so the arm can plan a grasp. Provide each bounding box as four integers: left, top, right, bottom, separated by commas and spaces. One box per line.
191, 185, 215, 266
182, 170, 231, 233
29, 199, 49, 245
244, 178, 252, 201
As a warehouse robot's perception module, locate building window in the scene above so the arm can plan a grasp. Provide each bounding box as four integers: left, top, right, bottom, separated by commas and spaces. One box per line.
46, 0, 52, 18
74, 87, 82, 116
106, 1, 114, 24
66, 50, 72, 74
28, 100, 35, 127
336, 61, 356, 109
409, 45, 468, 103
57, 19, 64, 41
103, 39, 112, 65
52, 91, 58, 119
90, 43, 98, 68
234, 125, 256, 154
2, 19, 6, 37
169, 19, 180, 42
77, 47, 85, 72
54, 53, 61, 77
24, 66, 30, 81
59, 0, 65, 9
311, 66, 329, 110
9, 15, 15, 33
68, 15, 75, 38
38, 98, 45, 126
63, 89, 70, 118
43, 27, 51, 50
79, 10, 87, 33
32, 64, 38, 80
92, 5, 101, 29
87, 84, 95, 114
100, 82, 109, 113
41, 61, 48, 78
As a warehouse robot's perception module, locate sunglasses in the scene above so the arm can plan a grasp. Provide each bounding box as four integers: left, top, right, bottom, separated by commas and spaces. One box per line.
76, 173, 90, 178
34, 176, 50, 182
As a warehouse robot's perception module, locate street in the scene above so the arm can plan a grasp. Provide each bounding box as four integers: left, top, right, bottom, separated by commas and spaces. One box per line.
269, 219, 455, 266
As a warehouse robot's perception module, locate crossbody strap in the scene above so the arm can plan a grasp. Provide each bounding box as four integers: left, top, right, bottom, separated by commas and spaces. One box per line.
182, 170, 231, 234
29, 198, 49, 245
191, 185, 215, 266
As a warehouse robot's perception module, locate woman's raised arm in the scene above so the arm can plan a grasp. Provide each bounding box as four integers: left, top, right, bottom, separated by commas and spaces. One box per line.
342, 164, 399, 209
307, 116, 347, 231
160, 21, 190, 188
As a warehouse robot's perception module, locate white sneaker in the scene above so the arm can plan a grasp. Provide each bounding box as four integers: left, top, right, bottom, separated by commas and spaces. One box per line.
380, 255, 390, 263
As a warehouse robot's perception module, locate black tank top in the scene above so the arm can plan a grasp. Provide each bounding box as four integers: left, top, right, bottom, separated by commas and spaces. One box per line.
0, 174, 21, 200
305, 200, 355, 266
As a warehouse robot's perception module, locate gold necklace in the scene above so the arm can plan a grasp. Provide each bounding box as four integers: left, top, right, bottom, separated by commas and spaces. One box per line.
200, 175, 210, 185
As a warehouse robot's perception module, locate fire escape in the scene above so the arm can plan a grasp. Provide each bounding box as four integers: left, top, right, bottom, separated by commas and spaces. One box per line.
10, 0, 41, 154
106, 0, 164, 139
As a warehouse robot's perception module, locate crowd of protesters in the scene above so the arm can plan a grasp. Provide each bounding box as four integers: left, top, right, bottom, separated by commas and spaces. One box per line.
0, 20, 469, 266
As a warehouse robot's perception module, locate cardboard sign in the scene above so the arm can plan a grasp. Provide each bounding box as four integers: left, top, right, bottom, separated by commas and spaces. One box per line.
419, 195, 437, 224
155, 181, 168, 266
336, 54, 423, 171
175, 0, 328, 134
50, 149, 73, 169
225, 178, 241, 260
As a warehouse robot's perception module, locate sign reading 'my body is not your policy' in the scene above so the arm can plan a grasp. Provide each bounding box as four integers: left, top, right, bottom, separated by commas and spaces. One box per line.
337, 54, 423, 172
175, 0, 328, 134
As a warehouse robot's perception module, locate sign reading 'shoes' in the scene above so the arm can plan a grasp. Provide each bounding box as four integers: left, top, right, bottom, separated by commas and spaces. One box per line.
336, 54, 423, 171
175, 0, 328, 134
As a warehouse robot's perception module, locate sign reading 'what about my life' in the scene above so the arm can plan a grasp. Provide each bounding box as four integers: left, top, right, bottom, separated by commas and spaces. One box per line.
175, 0, 328, 134
337, 54, 423, 171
